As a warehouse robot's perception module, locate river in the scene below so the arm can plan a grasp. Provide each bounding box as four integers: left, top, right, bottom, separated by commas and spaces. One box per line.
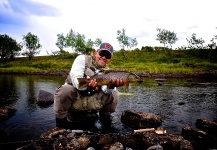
0, 74, 216, 149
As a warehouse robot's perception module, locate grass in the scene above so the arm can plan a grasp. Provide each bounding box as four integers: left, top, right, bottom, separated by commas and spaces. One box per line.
0, 49, 217, 75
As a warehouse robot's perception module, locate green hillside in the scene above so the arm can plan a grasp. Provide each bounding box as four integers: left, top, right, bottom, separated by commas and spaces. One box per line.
0, 49, 217, 76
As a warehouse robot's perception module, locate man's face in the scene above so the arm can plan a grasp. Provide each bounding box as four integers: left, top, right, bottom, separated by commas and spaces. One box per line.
94, 50, 111, 67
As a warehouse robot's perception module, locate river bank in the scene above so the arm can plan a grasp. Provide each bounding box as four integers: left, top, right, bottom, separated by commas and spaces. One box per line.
1, 70, 217, 79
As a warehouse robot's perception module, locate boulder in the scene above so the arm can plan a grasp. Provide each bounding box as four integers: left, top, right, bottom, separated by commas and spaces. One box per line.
140, 131, 193, 150
0, 107, 16, 122
121, 110, 162, 128
36, 90, 54, 104
182, 126, 217, 150
195, 118, 217, 136
102, 142, 124, 150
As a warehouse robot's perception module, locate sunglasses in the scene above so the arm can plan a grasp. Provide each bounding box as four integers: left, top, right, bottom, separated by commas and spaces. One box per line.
99, 50, 112, 59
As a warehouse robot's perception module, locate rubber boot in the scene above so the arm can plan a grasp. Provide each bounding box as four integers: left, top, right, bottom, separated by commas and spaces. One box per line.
99, 112, 114, 133
55, 117, 70, 129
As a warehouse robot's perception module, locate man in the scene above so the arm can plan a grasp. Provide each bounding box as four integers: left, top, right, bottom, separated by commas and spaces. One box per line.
54, 43, 124, 129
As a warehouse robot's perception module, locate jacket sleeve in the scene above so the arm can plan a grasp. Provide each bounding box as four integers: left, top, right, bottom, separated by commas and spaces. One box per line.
69, 55, 85, 89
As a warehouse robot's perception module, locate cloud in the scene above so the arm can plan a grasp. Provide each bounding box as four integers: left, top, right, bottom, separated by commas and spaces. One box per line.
187, 25, 199, 30
9, 0, 59, 16
1, 0, 217, 55
0, 0, 59, 26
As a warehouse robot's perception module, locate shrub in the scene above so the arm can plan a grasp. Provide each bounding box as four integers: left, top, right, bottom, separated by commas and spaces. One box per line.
141, 46, 154, 52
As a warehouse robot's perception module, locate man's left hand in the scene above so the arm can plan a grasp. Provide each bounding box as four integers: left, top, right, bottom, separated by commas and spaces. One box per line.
110, 79, 124, 88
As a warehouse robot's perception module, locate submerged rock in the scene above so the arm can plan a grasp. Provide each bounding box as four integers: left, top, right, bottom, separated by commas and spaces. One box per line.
36, 90, 54, 104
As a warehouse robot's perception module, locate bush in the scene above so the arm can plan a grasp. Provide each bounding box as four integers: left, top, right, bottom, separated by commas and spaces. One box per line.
141, 46, 154, 52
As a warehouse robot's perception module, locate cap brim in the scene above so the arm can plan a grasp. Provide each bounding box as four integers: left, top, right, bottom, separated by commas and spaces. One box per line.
99, 49, 113, 55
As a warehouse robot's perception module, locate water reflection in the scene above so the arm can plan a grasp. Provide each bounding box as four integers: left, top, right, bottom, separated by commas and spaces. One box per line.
0, 75, 19, 106
0, 75, 217, 148
0, 74, 64, 146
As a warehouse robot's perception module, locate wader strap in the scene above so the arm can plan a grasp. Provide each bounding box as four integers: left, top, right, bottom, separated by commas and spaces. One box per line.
85, 55, 93, 69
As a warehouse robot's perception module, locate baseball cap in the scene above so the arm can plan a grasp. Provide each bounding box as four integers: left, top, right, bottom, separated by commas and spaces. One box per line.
99, 43, 113, 56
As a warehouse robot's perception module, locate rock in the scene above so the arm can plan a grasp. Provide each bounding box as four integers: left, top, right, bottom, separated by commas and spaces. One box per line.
195, 118, 217, 136
77, 136, 91, 149
40, 127, 66, 139
121, 110, 162, 128
155, 78, 167, 86
36, 90, 54, 104
114, 134, 141, 149
180, 139, 194, 150
147, 144, 163, 150
154, 78, 167, 82
182, 126, 217, 150
53, 137, 68, 149
53, 135, 91, 149
97, 135, 113, 146
102, 142, 124, 150
0, 107, 16, 122
87, 147, 95, 150
140, 131, 193, 150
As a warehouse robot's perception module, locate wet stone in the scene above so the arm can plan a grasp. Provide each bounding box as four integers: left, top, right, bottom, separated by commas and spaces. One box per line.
36, 90, 54, 104
121, 110, 162, 128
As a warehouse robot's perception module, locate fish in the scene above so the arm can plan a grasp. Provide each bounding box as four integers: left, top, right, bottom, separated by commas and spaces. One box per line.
77, 70, 143, 89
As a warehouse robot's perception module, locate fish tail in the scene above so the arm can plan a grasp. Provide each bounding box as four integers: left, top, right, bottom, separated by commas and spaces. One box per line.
129, 72, 140, 79
77, 78, 89, 89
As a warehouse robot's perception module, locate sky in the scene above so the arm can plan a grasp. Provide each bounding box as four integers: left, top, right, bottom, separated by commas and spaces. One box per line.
0, 0, 217, 55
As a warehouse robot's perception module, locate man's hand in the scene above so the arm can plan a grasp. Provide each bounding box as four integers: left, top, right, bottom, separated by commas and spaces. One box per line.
109, 79, 124, 88
112, 79, 124, 86
87, 76, 99, 91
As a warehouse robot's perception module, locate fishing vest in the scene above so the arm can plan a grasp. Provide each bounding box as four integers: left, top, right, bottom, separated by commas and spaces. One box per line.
66, 55, 108, 84
67, 55, 108, 112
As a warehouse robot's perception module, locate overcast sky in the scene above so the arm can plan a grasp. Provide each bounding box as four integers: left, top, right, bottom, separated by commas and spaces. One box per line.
0, 0, 216, 55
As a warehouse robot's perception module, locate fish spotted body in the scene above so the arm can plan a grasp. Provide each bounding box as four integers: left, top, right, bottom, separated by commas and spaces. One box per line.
77, 70, 142, 89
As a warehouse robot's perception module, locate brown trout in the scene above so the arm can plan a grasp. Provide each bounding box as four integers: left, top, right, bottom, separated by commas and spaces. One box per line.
77, 70, 142, 89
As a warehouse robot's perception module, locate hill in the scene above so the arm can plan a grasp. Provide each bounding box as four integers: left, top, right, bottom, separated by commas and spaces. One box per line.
0, 49, 217, 78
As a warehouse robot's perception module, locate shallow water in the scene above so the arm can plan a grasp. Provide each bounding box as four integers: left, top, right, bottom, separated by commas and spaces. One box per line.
0, 74, 216, 148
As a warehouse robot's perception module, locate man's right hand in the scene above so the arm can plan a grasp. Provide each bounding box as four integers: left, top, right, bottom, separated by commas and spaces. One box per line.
87, 76, 99, 91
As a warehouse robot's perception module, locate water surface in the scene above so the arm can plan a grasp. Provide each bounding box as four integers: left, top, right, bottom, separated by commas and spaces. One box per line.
0, 74, 216, 148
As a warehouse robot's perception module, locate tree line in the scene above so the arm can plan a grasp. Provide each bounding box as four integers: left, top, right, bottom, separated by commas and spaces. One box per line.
0, 27, 217, 61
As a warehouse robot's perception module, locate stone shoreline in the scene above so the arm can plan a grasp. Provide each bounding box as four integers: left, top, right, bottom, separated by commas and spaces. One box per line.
16, 112, 217, 150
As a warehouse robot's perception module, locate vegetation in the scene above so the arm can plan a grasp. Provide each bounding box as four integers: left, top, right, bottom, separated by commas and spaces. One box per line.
1, 27, 217, 60
22, 32, 42, 60
56, 29, 103, 55
0, 34, 22, 60
186, 33, 206, 49
56, 33, 66, 51
156, 28, 178, 49
116, 28, 138, 58
0, 27, 217, 76
116, 28, 138, 50
0, 48, 216, 75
